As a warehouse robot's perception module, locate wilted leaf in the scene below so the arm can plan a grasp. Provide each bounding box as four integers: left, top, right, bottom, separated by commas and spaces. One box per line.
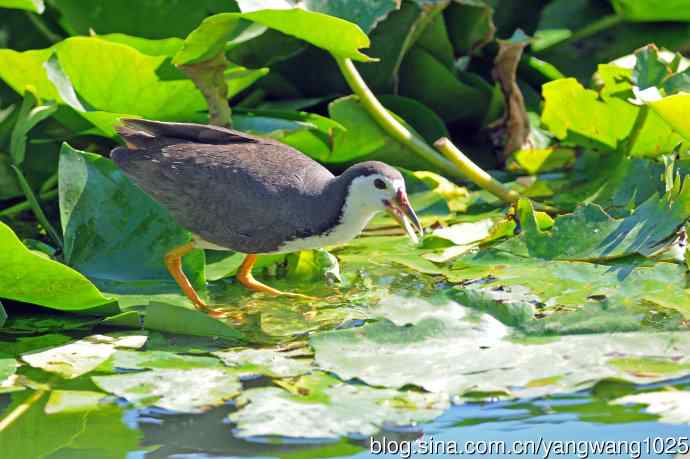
230, 372, 449, 439
0, 221, 113, 312
21, 333, 147, 379
92, 368, 241, 413
58, 144, 205, 309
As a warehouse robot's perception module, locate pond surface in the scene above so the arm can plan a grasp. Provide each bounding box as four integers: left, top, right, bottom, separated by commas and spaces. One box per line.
48, 376, 689, 459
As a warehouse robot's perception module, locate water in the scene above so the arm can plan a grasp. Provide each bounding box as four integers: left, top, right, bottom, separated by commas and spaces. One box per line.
112, 378, 690, 459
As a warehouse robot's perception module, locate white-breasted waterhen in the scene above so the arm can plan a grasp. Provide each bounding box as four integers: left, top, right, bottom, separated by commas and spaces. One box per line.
111, 119, 423, 314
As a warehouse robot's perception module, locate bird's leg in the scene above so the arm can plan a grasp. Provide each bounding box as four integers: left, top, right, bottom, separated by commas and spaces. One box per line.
237, 254, 315, 299
164, 242, 211, 312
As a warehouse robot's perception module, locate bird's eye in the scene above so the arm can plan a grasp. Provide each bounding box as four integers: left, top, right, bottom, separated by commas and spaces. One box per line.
374, 178, 387, 190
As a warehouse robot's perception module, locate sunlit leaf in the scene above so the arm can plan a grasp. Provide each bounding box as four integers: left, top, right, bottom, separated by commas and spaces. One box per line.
0, 221, 113, 312
613, 391, 690, 424
230, 372, 448, 439
92, 368, 241, 413
213, 347, 312, 377
21, 333, 147, 379
0, 0, 43, 12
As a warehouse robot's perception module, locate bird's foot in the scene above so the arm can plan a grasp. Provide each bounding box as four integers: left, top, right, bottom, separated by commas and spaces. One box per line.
192, 300, 243, 320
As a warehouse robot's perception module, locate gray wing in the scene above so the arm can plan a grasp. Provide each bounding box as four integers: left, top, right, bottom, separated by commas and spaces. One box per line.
111, 120, 338, 253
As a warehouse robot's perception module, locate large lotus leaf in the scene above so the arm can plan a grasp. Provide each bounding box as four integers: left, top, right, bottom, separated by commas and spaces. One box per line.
448, 249, 690, 324
51, 0, 237, 39
58, 144, 205, 309
532, 0, 610, 51
0, 221, 113, 312
496, 188, 690, 261
647, 94, 690, 142
0, 0, 44, 12
143, 302, 246, 341
611, 0, 690, 22
21, 333, 147, 379
356, 1, 446, 93
311, 298, 690, 396
541, 78, 681, 156
94, 34, 185, 56
54, 37, 206, 122
0, 48, 61, 101
92, 368, 242, 413
173, 8, 372, 65
444, 0, 495, 55
230, 372, 449, 439
0, 392, 139, 459
399, 47, 488, 123
613, 391, 690, 424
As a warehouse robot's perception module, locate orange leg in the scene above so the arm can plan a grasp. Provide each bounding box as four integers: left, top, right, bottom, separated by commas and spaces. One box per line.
237, 254, 315, 299
164, 242, 210, 312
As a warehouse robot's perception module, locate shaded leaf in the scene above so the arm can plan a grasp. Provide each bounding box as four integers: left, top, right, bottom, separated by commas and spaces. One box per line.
92, 368, 241, 413
143, 302, 245, 341
58, 143, 205, 309
611, 0, 690, 22
444, 0, 496, 55
633, 44, 670, 90
9, 91, 57, 166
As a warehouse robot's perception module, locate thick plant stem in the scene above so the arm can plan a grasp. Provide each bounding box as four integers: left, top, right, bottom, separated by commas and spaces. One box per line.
434, 138, 521, 203
335, 56, 538, 208
335, 57, 461, 179
178, 52, 231, 127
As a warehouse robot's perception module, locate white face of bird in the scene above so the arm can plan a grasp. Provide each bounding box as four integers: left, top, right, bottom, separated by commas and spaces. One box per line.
347, 174, 424, 243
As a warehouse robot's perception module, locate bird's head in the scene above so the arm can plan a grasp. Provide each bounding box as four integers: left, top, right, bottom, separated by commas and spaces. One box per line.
340, 161, 424, 243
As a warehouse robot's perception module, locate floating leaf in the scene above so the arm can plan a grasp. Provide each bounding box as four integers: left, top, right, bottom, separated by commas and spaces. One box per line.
92, 368, 241, 413
143, 302, 245, 341
230, 372, 448, 439
99, 349, 222, 372
58, 143, 205, 309
0, 221, 113, 312
21, 334, 146, 379
213, 347, 312, 377
0, 353, 17, 386
613, 391, 690, 424
44, 390, 107, 414
0, 392, 139, 459
312, 300, 690, 396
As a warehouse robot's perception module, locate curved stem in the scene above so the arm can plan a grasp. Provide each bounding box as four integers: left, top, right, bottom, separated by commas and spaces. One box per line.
334, 56, 543, 208
624, 105, 649, 156
539, 15, 624, 52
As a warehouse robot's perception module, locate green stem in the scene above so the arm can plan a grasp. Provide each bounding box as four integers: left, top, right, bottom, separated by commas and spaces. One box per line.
624, 105, 649, 156
10, 166, 62, 249
539, 14, 624, 52
24, 12, 63, 44
335, 56, 537, 208
0, 189, 58, 218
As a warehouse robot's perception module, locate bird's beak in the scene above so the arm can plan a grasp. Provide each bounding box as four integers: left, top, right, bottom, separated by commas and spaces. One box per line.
384, 189, 424, 244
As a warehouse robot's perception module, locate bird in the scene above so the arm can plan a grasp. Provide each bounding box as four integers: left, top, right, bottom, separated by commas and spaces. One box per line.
111, 118, 423, 315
